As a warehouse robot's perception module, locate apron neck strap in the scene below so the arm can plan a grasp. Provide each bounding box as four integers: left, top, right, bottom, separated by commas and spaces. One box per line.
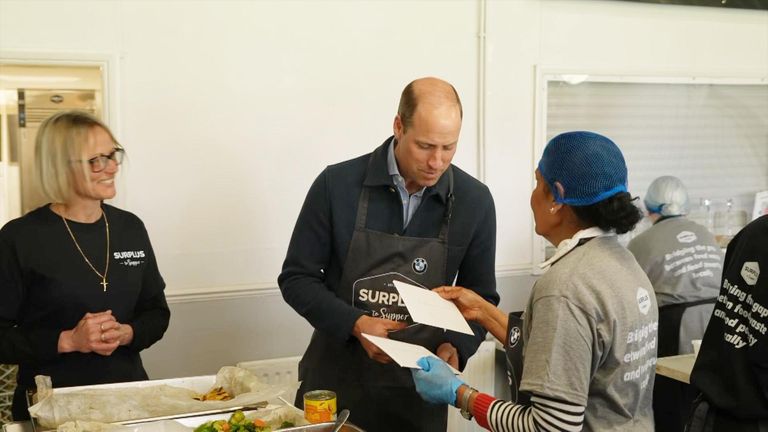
438, 168, 454, 240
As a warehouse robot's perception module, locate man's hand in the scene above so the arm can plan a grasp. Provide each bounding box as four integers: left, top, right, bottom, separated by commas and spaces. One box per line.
436, 342, 459, 369
352, 315, 407, 364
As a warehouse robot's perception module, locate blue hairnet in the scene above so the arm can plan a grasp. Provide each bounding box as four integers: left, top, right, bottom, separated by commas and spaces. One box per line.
537, 131, 628, 206
644, 175, 689, 216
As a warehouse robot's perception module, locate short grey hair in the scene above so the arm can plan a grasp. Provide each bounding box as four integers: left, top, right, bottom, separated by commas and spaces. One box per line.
397, 80, 463, 132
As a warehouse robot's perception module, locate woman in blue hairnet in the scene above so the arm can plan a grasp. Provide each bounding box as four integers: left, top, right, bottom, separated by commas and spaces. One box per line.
627, 176, 722, 431
411, 131, 658, 431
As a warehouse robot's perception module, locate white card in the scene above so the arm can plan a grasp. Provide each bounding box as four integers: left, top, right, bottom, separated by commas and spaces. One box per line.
393, 280, 474, 335
361, 333, 460, 374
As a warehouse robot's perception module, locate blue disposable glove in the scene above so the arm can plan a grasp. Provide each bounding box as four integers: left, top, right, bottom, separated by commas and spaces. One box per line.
411, 356, 464, 406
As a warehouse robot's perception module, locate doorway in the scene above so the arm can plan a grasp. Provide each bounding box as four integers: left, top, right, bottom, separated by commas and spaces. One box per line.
0, 63, 104, 226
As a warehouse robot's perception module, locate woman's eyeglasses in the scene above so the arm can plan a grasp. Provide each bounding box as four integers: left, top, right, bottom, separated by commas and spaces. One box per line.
78, 148, 125, 173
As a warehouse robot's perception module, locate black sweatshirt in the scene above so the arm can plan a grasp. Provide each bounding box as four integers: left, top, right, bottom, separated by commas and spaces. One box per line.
691, 215, 768, 419
0, 204, 169, 417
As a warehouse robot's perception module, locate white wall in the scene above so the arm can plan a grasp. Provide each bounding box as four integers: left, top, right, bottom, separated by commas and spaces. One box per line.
484, 0, 768, 272
1, 0, 766, 377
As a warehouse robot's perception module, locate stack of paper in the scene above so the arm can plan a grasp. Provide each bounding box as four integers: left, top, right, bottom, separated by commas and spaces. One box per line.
360, 280, 473, 373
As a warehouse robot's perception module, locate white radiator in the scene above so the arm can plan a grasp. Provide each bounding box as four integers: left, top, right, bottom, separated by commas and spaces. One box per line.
237, 355, 302, 402
236, 340, 498, 432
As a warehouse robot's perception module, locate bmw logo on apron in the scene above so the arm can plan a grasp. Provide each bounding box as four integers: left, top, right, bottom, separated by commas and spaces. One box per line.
509, 326, 521, 348
412, 257, 428, 274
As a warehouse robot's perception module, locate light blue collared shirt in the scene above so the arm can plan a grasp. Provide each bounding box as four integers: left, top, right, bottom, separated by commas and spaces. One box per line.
387, 139, 426, 228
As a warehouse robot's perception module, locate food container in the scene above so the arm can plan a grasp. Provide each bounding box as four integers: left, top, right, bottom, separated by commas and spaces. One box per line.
27, 367, 295, 430
26, 375, 220, 431
2, 418, 366, 432
303, 390, 337, 423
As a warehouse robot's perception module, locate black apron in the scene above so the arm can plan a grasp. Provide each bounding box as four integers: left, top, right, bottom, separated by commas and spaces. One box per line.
295, 164, 454, 432
505, 311, 531, 405
655, 298, 716, 432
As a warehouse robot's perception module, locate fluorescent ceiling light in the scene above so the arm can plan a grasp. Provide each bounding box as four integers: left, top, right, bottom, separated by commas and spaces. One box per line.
0, 91, 18, 105
0, 75, 81, 83
560, 74, 589, 85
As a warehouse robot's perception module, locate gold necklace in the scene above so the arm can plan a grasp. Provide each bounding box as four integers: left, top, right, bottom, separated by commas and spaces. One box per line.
61, 208, 111, 292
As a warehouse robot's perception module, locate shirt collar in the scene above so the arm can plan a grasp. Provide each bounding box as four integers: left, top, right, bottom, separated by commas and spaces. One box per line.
539, 226, 613, 269
386, 138, 400, 177
363, 136, 452, 203
387, 139, 426, 197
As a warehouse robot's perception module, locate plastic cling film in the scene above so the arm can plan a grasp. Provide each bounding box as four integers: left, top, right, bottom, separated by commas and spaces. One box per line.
304, 390, 337, 423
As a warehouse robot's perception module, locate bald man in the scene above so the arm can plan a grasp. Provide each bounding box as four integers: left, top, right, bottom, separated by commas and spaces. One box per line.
279, 77, 499, 431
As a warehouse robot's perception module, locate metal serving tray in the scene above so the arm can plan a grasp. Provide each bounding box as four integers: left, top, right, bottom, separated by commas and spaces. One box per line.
24, 375, 267, 431
2, 421, 365, 432
15, 375, 364, 432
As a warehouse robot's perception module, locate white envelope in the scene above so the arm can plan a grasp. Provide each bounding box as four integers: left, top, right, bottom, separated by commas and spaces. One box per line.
361, 333, 460, 374
393, 280, 474, 335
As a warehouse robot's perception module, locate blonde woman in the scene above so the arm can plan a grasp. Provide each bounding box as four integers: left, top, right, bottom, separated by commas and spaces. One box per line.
0, 110, 169, 420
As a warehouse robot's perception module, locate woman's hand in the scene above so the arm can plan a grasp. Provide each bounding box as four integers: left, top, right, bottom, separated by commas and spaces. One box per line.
433, 285, 510, 344
433, 286, 489, 323
411, 356, 464, 406
59, 310, 120, 355
100, 320, 134, 348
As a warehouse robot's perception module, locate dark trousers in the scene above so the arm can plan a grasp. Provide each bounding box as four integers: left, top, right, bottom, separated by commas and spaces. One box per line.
657, 299, 715, 431
686, 396, 768, 432
654, 375, 699, 431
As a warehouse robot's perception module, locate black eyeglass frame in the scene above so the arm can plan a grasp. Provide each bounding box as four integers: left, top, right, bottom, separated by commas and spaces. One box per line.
78, 148, 125, 173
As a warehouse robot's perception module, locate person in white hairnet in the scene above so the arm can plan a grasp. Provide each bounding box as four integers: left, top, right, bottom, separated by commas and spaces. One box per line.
627, 175, 723, 431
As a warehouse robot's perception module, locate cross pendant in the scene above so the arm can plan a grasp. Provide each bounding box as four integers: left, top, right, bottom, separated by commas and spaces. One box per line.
101, 279, 108, 292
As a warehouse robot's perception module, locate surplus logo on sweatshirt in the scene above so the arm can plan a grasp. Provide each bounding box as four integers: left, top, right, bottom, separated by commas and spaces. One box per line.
113, 250, 146, 267
741, 262, 760, 286
676, 231, 697, 244
637, 287, 652, 315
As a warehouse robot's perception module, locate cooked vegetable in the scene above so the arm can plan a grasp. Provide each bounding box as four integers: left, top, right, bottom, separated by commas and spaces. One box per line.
194, 386, 234, 401
194, 410, 295, 432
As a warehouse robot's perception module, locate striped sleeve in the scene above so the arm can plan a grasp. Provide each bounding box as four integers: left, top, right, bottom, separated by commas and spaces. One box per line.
473, 392, 585, 432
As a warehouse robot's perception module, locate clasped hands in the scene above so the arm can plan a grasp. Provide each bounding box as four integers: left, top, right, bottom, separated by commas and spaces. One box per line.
59, 310, 134, 356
